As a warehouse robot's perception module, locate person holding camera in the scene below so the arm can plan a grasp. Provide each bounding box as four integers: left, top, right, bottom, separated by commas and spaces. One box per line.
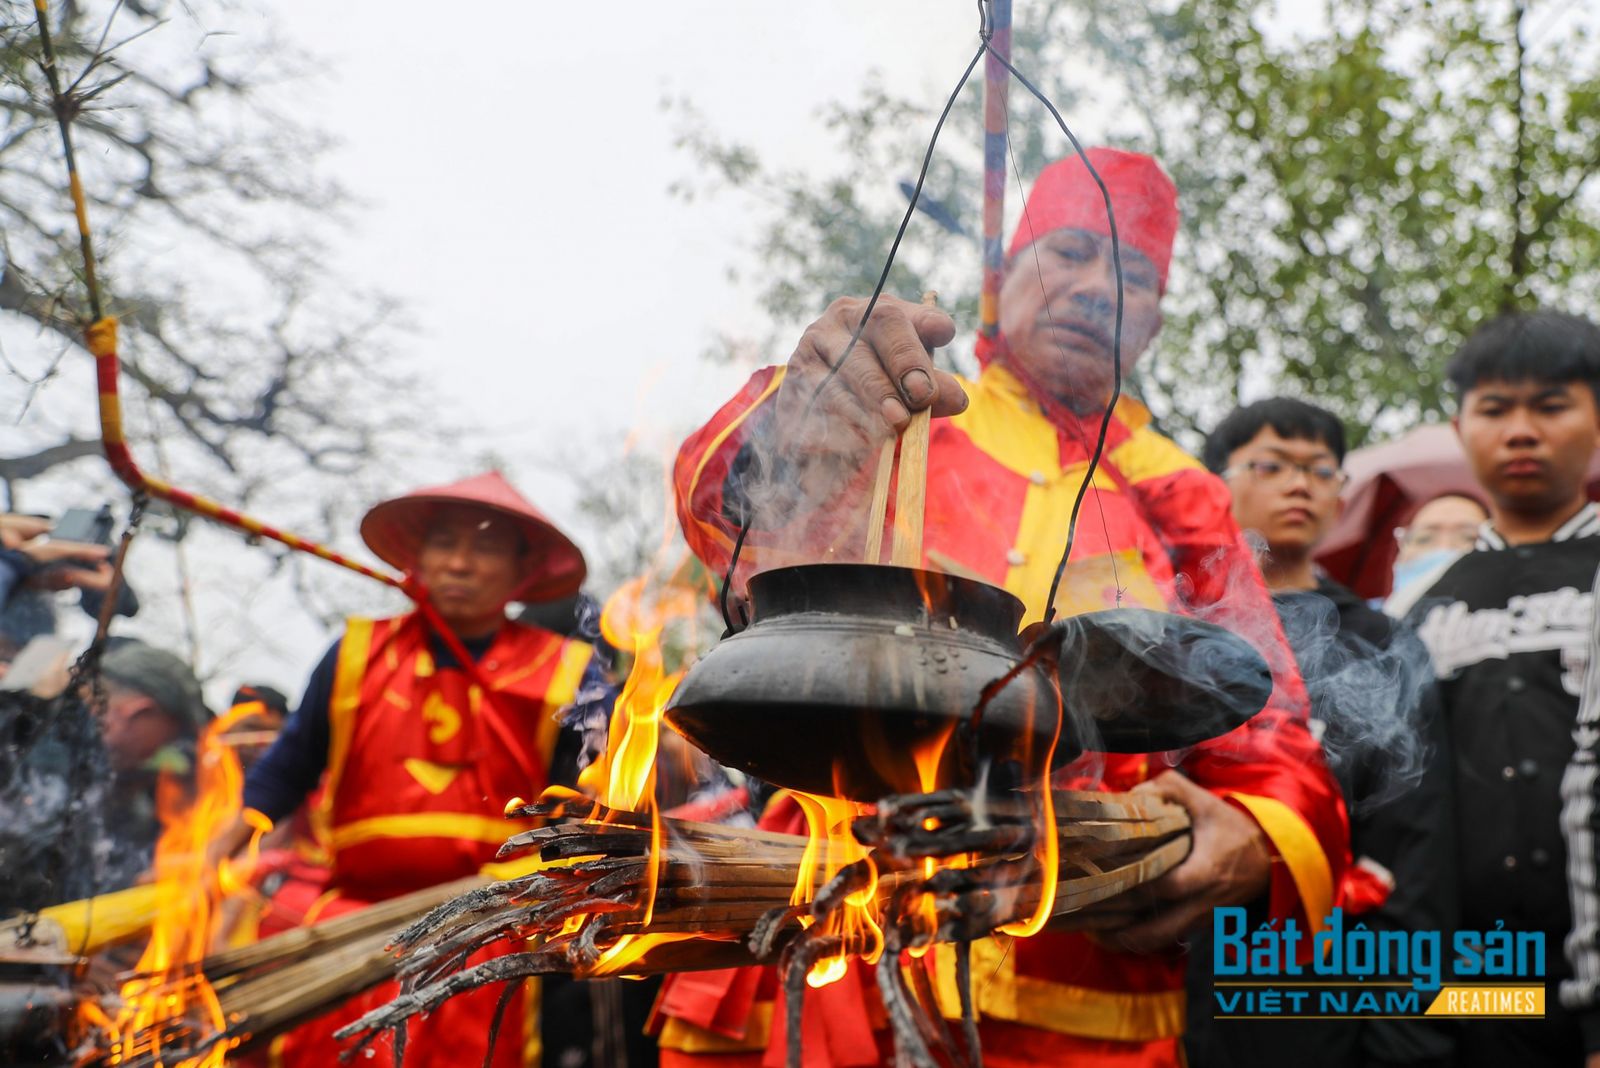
0, 513, 112, 604
0, 513, 118, 677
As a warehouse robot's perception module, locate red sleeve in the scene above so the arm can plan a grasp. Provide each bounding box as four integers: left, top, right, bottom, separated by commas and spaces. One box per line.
672, 367, 784, 580
1135, 465, 1351, 935
672, 366, 878, 593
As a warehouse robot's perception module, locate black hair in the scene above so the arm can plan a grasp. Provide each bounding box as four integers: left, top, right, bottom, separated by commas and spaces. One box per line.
1446, 310, 1600, 404
1201, 397, 1348, 474
232, 684, 290, 718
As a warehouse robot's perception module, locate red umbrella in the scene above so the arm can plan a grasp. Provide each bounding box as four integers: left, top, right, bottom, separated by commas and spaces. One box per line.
1315, 423, 1600, 599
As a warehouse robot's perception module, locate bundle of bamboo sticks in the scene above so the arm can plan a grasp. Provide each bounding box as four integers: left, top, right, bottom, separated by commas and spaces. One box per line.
89, 789, 1189, 1064
72, 877, 481, 1067
336, 789, 1190, 1050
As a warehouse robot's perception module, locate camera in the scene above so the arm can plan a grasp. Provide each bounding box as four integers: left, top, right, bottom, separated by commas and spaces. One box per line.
51, 504, 116, 547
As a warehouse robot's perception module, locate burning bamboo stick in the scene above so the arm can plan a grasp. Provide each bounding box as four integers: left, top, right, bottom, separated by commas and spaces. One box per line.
178, 875, 483, 982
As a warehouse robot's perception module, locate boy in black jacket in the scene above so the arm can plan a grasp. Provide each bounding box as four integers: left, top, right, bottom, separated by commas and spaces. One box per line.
1410, 310, 1600, 1067
1188, 397, 1454, 1068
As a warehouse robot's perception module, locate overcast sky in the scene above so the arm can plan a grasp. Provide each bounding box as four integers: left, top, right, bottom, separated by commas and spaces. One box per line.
268, 1, 993, 519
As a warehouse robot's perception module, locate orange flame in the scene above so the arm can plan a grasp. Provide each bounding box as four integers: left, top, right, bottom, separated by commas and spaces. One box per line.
579, 626, 679, 815
554, 547, 710, 958
107, 702, 271, 1066
789, 792, 882, 987
905, 729, 957, 956
999, 685, 1063, 937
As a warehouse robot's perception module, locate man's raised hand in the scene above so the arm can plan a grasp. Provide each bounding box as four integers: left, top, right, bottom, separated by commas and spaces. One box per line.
773, 294, 967, 465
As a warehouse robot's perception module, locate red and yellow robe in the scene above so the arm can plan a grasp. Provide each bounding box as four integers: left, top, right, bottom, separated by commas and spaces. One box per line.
267, 612, 592, 1068
653, 362, 1350, 1068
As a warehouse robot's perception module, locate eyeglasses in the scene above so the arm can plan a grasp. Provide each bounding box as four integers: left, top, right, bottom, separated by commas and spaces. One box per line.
1395, 523, 1481, 553
1222, 458, 1348, 493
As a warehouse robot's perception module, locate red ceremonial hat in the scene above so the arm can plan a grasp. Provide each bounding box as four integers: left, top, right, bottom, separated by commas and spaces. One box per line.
359, 471, 586, 603
1007, 147, 1179, 293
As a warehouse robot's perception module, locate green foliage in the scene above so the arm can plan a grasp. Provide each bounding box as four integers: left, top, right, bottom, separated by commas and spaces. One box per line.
669, 0, 1600, 447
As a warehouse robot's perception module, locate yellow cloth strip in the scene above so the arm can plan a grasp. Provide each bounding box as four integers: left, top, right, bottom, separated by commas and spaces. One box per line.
1007, 975, 1187, 1040
943, 936, 1187, 1040
685, 370, 784, 554
330, 812, 531, 851
319, 617, 376, 835
98, 392, 124, 445
69, 171, 91, 239
544, 640, 594, 708
656, 1000, 774, 1053
1227, 791, 1335, 937
1104, 418, 1204, 483
85, 316, 118, 357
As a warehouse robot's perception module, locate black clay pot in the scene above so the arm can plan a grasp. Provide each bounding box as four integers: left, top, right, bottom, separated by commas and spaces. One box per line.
665, 565, 1276, 802
664, 563, 1065, 801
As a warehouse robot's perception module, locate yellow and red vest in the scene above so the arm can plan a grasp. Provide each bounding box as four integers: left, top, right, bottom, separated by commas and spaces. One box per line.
658, 363, 1350, 1065
263, 613, 591, 1068
319, 612, 592, 901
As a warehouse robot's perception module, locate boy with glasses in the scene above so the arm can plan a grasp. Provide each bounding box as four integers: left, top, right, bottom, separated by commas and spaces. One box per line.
1207, 399, 1350, 592
1197, 397, 1455, 1068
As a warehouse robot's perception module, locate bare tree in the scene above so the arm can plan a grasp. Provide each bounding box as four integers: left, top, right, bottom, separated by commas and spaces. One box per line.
1, 0, 443, 688
1, 0, 426, 522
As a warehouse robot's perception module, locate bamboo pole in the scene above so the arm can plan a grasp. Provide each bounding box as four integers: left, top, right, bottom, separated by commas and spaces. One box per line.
2, 883, 164, 956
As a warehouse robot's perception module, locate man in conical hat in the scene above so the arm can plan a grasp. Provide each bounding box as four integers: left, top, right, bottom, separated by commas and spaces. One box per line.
658, 149, 1350, 1067
218, 471, 601, 1067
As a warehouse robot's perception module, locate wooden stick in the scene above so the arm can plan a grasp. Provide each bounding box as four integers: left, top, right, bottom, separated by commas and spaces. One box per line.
889, 411, 929, 567
924, 549, 986, 583
863, 440, 895, 564
173, 877, 483, 981
889, 291, 938, 567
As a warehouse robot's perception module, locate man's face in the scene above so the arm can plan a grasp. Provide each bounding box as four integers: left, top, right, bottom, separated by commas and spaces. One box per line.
416, 505, 526, 634
98, 684, 180, 772
997, 229, 1163, 409
1453, 379, 1600, 518
1222, 427, 1346, 557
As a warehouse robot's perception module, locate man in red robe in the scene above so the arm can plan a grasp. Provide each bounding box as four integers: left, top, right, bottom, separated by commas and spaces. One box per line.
217, 471, 598, 1067
652, 149, 1351, 1068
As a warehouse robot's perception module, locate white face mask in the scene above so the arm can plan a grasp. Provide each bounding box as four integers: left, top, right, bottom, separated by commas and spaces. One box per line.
1391, 548, 1463, 593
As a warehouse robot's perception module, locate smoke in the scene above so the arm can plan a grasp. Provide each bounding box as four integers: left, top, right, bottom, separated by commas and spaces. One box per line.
0, 691, 117, 913
1052, 534, 1435, 810
723, 403, 889, 585
1272, 591, 1435, 809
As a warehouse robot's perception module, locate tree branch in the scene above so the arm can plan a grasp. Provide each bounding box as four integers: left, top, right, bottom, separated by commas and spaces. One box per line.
0, 437, 102, 481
